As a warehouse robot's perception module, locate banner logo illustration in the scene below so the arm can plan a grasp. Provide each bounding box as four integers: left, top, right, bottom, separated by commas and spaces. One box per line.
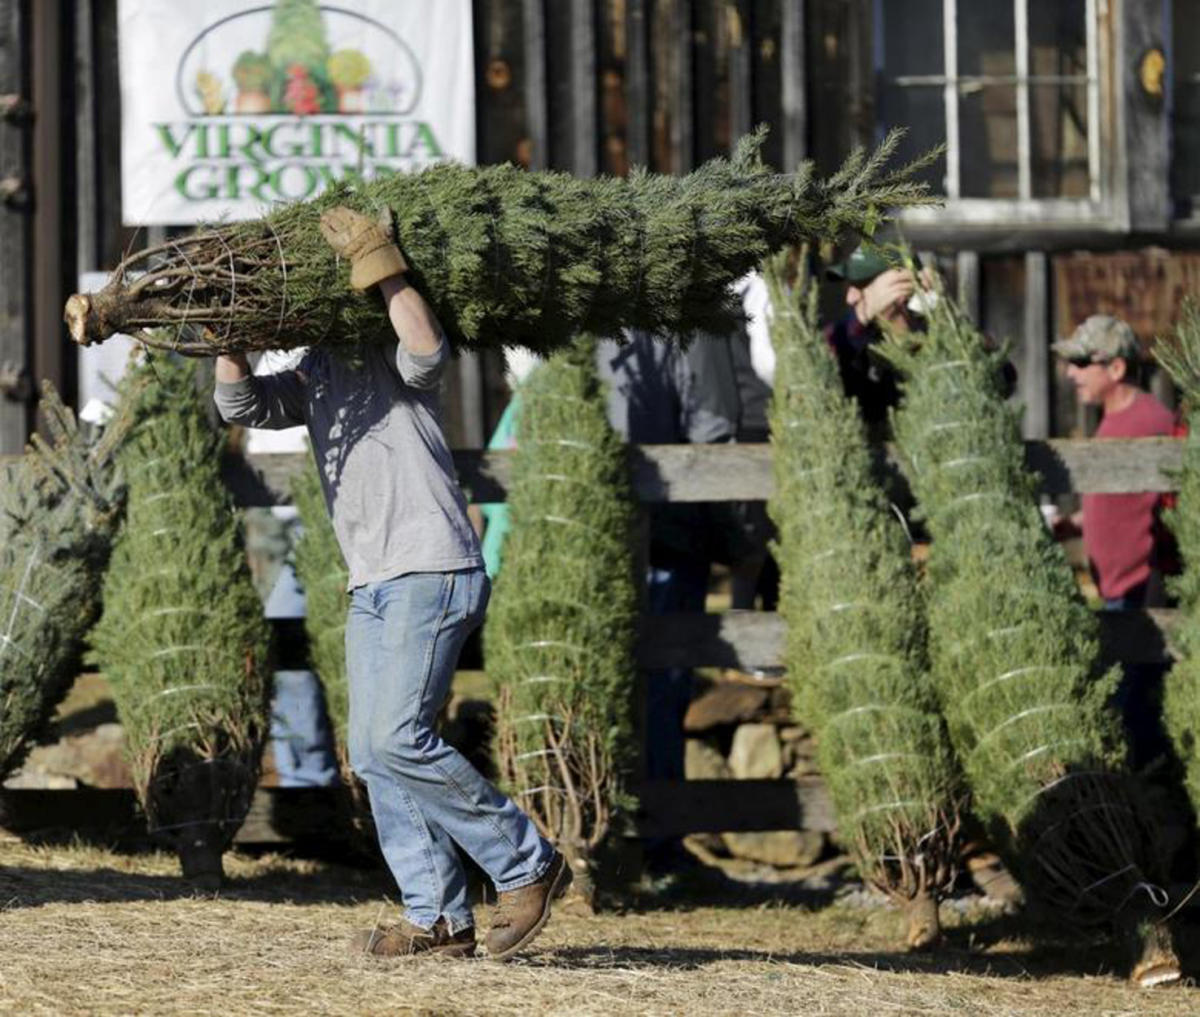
120, 0, 475, 224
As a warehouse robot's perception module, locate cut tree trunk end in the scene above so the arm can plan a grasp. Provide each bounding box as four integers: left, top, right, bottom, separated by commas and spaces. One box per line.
562, 851, 598, 914
178, 839, 225, 891
904, 893, 941, 951
64, 288, 126, 347
1129, 918, 1181, 988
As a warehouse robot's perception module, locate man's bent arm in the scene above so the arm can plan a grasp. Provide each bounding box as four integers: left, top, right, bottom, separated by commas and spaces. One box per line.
213, 352, 307, 429
379, 274, 448, 390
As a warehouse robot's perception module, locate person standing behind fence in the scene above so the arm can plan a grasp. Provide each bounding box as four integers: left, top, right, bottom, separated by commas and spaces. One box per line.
213, 206, 570, 960
823, 245, 927, 436
595, 332, 740, 804
1052, 315, 1178, 608
1051, 314, 1180, 769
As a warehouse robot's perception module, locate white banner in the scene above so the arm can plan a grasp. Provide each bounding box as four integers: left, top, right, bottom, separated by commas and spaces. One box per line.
119, 0, 475, 224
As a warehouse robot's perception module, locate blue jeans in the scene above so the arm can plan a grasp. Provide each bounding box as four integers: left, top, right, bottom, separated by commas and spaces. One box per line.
346, 568, 553, 932
645, 560, 709, 781
270, 669, 339, 788
1104, 580, 1170, 772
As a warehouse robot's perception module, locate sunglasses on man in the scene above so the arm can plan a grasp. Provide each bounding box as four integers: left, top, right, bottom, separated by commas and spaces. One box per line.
1066, 355, 1111, 368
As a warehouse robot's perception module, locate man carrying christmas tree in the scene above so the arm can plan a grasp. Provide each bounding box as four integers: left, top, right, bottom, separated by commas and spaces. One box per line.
214, 206, 570, 959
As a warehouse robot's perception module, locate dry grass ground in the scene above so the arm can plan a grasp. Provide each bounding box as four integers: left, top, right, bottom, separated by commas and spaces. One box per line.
2, 834, 1198, 1017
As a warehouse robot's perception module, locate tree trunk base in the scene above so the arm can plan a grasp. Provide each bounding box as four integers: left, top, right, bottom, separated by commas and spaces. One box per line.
1129, 920, 1181, 988
904, 893, 941, 951
179, 841, 225, 890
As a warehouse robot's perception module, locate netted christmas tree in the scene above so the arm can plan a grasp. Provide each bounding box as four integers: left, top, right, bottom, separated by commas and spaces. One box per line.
290, 458, 349, 758
65, 131, 935, 358
882, 271, 1180, 985
766, 255, 962, 948
1154, 299, 1200, 820
0, 384, 131, 780
90, 356, 271, 885
485, 336, 637, 901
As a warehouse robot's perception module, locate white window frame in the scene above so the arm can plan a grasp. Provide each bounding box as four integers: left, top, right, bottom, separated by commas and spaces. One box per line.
879, 0, 1110, 229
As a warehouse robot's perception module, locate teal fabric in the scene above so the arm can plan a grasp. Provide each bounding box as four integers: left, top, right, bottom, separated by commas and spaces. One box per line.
480, 395, 522, 578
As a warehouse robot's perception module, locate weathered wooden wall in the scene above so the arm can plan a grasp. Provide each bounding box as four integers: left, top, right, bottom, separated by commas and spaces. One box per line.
4, 0, 1199, 456
0, 0, 31, 455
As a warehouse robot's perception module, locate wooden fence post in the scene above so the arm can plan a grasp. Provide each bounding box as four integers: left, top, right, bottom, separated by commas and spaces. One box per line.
0, 0, 31, 453
1023, 250, 1050, 440
30, 0, 70, 408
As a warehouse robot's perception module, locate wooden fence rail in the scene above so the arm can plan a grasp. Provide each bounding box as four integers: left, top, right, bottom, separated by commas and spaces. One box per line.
0, 437, 1184, 840
221, 437, 1186, 507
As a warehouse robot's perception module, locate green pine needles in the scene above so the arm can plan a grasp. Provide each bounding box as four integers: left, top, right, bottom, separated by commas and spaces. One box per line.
766, 256, 962, 948
1155, 300, 1200, 817
0, 384, 129, 779
485, 337, 638, 898
883, 277, 1178, 979
290, 458, 349, 760
67, 130, 937, 358
90, 357, 271, 885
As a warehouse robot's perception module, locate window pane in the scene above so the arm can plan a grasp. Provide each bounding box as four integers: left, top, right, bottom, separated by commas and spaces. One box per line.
878, 0, 946, 192
1028, 0, 1086, 72
880, 0, 944, 77
880, 87, 948, 192
1030, 83, 1089, 198
957, 3, 1016, 198
1174, 0, 1200, 204
957, 2, 1015, 79
960, 85, 1018, 197
1028, 0, 1089, 198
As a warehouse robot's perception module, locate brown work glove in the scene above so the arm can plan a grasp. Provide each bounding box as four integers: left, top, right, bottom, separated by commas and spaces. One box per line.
319, 205, 409, 291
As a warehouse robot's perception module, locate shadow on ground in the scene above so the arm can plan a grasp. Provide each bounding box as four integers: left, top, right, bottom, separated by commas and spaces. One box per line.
529, 922, 1200, 983
0, 859, 393, 909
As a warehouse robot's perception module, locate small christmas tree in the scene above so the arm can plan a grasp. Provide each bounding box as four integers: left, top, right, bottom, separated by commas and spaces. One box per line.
290, 458, 349, 758
1153, 301, 1200, 818
0, 384, 130, 779
766, 255, 962, 948
66, 131, 936, 358
90, 357, 271, 885
485, 336, 637, 901
883, 273, 1180, 985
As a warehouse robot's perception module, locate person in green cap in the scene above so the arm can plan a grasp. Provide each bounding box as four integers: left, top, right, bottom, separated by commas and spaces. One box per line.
823, 245, 928, 433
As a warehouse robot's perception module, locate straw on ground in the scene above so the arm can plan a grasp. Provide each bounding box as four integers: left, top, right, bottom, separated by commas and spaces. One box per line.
1, 836, 1197, 1017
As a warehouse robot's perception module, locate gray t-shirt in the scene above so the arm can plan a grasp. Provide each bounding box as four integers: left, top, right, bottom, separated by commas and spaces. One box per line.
214, 338, 481, 589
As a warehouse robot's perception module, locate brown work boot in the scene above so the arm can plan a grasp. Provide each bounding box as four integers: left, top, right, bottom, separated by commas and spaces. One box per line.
351, 916, 476, 958
485, 851, 573, 961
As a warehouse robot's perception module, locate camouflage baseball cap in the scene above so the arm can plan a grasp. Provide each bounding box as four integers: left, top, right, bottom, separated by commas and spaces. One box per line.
1051, 314, 1142, 364
825, 245, 894, 284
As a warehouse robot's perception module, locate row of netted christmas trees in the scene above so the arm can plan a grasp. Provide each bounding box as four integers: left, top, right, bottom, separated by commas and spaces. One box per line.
17, 133, 922, 883
10, 129, 1200, 977
0, 358, 270, 887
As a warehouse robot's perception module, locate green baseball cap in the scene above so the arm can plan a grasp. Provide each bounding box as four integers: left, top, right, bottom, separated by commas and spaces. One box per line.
825, 245, 894, 284
1051, 314, 1141, 364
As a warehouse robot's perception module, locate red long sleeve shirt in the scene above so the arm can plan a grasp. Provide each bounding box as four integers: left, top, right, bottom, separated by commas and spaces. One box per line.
1082, 391, 1177, 600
